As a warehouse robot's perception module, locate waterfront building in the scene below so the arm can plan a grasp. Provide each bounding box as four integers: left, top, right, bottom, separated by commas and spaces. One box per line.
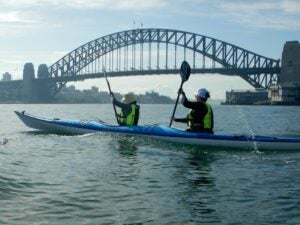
223, 89, 268, 105
268, 82, 300, 105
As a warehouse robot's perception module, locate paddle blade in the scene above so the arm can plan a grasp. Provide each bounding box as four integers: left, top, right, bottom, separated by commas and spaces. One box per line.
180, 61, 191, 82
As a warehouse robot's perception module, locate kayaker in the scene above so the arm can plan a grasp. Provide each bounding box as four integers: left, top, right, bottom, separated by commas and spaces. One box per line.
172, 88, 214, 133
111, 92, 140, 126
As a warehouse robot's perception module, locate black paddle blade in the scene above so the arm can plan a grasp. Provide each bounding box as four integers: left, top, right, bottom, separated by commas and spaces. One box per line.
180, 61, 191, 82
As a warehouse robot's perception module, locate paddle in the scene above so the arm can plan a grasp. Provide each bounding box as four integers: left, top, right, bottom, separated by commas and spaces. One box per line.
104, 69, 120, 125
169, 61, 191, 127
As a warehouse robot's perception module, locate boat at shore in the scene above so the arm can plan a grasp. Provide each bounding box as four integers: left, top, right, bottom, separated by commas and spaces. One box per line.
15, 111, 300, 151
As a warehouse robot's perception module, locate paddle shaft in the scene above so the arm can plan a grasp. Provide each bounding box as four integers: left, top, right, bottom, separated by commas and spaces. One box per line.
169, 81, 184, 127
104, 73, 120, 125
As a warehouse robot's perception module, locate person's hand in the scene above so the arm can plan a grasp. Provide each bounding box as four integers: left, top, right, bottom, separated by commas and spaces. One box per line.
110, 92, 116, 101
178, 88, 183, 95
178, 88, 185, 96
181, 93, 186, 103
170, 116, 177, 122
110, 93, 115, 103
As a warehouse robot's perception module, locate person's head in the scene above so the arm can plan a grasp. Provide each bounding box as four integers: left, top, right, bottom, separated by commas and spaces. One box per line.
195, 88, 210, 102
122, 93, 136, 104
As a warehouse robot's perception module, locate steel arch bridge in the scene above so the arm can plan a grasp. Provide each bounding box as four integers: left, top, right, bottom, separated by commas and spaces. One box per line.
47, 28, 280, 95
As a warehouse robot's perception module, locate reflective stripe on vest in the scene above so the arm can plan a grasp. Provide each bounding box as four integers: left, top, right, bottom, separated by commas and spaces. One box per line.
203, 103, 212, 129
187, 109, 194, 128
120, 104, 137, 126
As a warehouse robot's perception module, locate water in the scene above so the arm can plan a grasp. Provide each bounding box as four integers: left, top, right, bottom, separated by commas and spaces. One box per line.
0, 104, 300, 225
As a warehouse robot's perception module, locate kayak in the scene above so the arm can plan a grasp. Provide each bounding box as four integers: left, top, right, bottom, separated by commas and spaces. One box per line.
15, 111, 300, 151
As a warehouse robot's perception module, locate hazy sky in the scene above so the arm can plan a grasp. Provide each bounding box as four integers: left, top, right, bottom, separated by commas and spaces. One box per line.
0, 0, 299, 99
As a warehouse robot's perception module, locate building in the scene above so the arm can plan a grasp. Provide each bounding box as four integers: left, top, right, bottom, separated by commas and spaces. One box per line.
268, 83, 300, 105
223, 89, 268, 105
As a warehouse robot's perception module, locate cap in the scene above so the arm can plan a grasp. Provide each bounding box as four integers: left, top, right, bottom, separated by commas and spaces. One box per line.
122, 93, 136, 104
196, 88, 210, 99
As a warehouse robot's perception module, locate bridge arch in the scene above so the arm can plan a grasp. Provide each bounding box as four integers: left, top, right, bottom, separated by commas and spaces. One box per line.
48, 28, 280, 95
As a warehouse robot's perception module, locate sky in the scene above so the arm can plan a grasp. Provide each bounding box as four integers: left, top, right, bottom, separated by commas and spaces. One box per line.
0, 0, 299, 99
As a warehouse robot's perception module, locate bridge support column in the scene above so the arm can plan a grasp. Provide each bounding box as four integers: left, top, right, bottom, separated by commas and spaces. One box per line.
21, 63, 54, 102
21, 63, 35, 102
32, 79, 53, 102
269, 41, 300, 105
280, 41, 300, 83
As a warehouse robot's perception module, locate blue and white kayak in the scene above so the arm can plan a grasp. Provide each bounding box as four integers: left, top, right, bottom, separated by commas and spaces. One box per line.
15, 111, 300, 151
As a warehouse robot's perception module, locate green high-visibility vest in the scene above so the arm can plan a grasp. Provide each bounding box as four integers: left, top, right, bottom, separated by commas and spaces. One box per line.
203, 103, 212, 129
120, 104, 139, 126
187, 103, 213, 130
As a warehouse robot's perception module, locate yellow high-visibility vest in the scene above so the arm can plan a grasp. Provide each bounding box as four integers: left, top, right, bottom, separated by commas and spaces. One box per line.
187, 103, 213, 129
120, 103, 139, 126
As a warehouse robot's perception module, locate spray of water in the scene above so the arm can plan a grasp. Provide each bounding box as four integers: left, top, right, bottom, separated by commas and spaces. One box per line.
234, 106, 260, 152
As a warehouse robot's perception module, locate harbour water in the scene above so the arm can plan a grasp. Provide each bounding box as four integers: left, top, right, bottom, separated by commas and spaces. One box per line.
0, 104, 300, 224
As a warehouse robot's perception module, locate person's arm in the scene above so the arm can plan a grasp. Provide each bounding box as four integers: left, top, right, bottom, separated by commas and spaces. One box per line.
174, 117, 188, 123
112, 98, 132, 116
112, 97, 125, 108
181, 93, 198, 109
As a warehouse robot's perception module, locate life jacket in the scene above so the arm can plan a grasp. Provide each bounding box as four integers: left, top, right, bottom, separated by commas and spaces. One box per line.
120, 103, 139, 126
187, 103, 213, 131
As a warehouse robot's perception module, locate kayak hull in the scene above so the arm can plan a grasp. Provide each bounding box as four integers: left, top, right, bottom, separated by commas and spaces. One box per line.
15, 111, 300, 151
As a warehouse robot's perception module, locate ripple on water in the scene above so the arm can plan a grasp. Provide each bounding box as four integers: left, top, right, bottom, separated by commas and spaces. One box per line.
1, 105, 300, 224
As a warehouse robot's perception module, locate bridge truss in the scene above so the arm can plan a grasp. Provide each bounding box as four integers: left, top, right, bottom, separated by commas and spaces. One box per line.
48, 28, 280, 95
